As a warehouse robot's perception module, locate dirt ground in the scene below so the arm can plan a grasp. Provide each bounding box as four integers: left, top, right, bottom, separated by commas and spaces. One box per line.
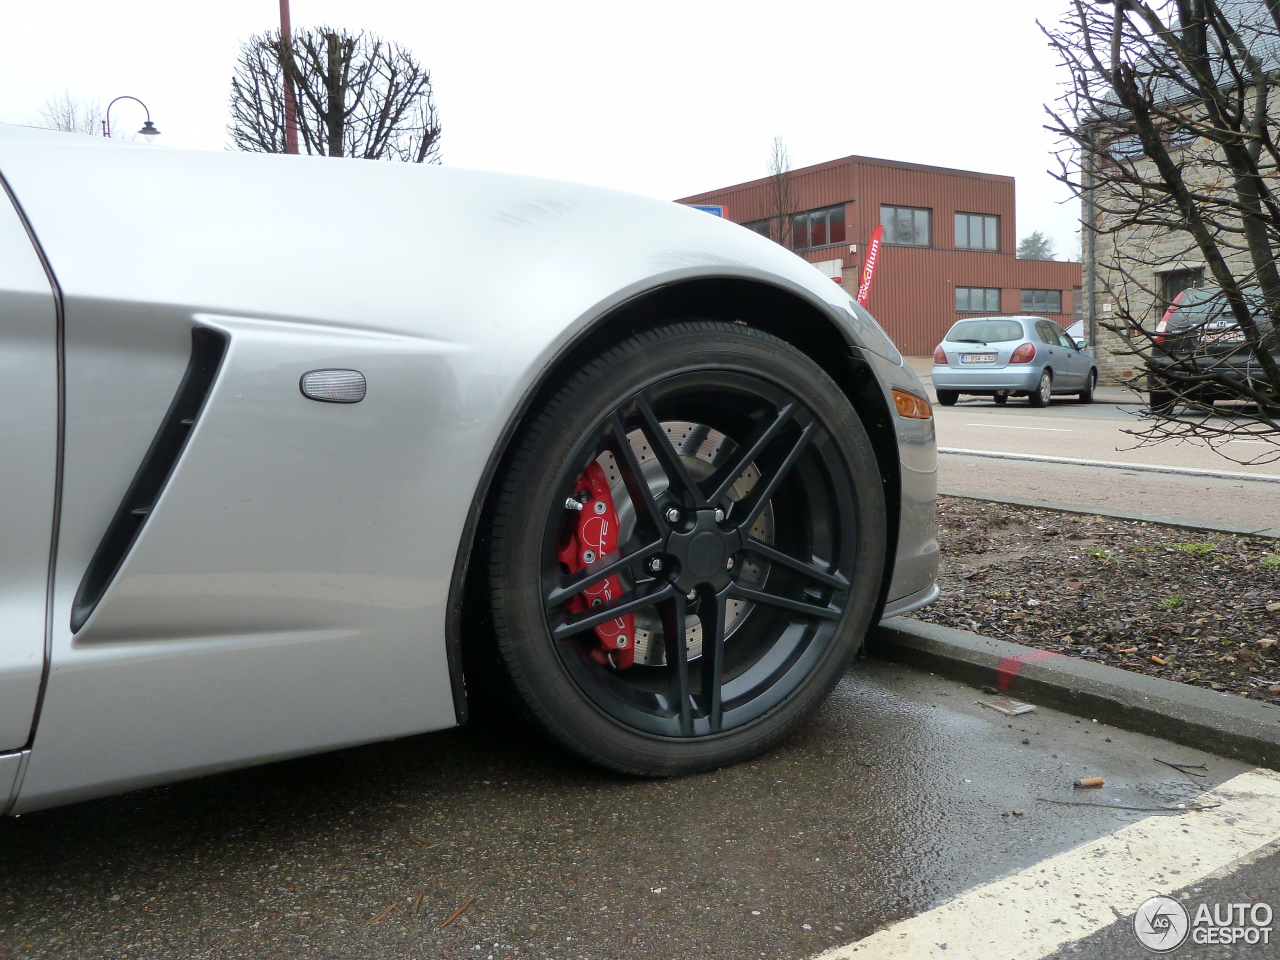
914, 496, 1280, 705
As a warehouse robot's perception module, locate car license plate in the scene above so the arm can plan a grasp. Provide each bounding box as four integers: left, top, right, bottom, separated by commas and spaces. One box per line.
960, 353, 997, 364
1202, 328, 1244, 344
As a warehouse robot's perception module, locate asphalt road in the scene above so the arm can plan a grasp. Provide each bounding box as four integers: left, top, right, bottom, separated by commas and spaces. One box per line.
0, 662, 1254, 960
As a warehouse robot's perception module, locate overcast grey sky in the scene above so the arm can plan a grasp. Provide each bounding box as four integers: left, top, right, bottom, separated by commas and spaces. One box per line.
0, 0, 1082, 257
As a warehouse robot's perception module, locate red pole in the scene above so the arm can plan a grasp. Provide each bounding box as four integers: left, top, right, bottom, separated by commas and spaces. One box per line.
279, 0, 299, 154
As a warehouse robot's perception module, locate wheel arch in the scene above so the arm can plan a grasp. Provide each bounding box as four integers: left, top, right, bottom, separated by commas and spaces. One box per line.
444, 278, 902, 722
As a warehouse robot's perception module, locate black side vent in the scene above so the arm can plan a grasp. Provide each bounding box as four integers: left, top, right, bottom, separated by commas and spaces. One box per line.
71, 326, 229, 633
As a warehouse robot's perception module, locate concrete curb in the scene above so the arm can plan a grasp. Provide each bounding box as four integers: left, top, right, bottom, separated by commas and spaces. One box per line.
866, 616, 1280, 769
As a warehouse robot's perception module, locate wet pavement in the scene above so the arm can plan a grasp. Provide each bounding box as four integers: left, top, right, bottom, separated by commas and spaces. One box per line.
0, 660, 1252, 960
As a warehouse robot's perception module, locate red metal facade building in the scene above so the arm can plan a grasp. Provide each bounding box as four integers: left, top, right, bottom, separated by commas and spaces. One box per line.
677, 155, 1083, 356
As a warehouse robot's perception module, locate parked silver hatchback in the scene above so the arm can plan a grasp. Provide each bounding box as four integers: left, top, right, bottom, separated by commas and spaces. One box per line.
931, 316, 1098, 407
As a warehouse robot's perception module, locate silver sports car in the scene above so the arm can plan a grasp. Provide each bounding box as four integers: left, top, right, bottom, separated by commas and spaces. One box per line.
0, 124, 938, 814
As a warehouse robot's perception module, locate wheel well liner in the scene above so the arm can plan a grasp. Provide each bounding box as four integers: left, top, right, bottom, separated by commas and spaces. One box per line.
444, 278, 902, 722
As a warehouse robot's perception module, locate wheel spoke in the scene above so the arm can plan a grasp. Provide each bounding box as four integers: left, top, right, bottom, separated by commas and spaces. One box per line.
633, 393, 708, 508
658, 592, 693, 736
545, 538, 664, 609
705, 402, 796, 505
728, 582, 843, 621
741, 538, 848, 590
551, 580, 676, 640
698, 592, 728, 733
607, 412, 667, 531
731, 421, 816, 532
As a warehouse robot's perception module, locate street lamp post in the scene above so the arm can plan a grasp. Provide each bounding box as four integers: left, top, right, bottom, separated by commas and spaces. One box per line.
102, 96, 161, 142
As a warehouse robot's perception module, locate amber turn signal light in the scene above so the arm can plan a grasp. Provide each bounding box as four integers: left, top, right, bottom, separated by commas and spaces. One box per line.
892, 388, 933, 420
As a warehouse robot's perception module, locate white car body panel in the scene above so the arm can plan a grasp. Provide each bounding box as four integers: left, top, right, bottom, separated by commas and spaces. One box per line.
0, 125, 935, 813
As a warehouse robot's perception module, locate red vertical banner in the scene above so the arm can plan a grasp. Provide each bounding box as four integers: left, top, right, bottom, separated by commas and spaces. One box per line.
855, 225, 883, 307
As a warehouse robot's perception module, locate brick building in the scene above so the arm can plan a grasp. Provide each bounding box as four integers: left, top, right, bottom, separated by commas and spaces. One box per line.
678, 154, 1082, 357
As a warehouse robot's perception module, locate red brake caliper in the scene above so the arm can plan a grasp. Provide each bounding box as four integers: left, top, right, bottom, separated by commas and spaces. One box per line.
557, 462, 635, 669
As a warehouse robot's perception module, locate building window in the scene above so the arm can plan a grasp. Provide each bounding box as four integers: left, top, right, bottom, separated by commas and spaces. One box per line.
742, 219, 772, 238
1021, 289, 1063, 314
791, 204, 846, 251
880, 205, 931, 247
1073, 286, 1083, 320
955, 213, 999, 251
956, 287, 1001, 312
1161, 268, 1203, 304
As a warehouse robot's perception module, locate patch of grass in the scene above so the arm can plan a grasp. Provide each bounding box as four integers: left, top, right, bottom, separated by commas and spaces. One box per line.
1161, 593, 1185, 609
1262, 554, 1280, 569
1089, 547, 1120, 564
1174, 541, 1216, 555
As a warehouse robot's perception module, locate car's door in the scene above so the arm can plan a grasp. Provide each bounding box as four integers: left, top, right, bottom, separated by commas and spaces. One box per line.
0, 181, 57, 753
1035, 320, 1078, 389
1052, 325, 1091, 387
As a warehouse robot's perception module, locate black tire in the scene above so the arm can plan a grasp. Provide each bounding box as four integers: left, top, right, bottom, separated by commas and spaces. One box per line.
993, 393, 1009, 406
1028, 370, 1052, 407
1149, 389, 1176, 414
484, 321, 887, 776
936, 389, 959, 406
1078, 369, 1097, 404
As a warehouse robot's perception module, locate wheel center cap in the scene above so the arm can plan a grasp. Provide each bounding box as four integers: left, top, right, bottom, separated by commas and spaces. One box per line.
686, 532, 727, 580
665, 509, 737, 591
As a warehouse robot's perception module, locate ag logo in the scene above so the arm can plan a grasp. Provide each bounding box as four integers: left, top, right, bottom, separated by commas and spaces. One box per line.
1134, 896, 1190, 952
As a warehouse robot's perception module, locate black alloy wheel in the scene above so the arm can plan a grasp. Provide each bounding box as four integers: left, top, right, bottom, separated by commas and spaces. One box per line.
484, 321, 886, 776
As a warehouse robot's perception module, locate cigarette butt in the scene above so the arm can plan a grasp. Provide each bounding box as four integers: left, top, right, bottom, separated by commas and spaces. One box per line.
1074, 777, 1105, 788
1150, 655, 1166, 665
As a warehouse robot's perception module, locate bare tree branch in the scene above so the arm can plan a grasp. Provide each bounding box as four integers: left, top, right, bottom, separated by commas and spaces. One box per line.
1043, 0, 1280, 463
35, 90, 102, 136
767, 136, 795, 249
228, 26, 441, 164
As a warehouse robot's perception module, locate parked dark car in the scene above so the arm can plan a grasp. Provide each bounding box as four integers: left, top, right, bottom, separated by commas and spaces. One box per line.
1149, 287, 1280, 412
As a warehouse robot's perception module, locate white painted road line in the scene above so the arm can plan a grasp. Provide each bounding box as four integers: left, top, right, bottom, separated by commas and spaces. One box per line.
963, 424, 1073, 432
812, 768, 1280, 960
939, 447, 1280, 483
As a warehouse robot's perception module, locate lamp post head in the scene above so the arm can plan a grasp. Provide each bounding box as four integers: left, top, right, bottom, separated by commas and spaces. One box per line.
138, 120, 160, 143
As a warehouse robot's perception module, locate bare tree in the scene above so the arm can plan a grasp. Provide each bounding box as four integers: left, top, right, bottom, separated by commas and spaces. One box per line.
229, 26, 441, 163
36, 90, 102, 136
1044, 0, 1280, 463
766, 136, 796, 249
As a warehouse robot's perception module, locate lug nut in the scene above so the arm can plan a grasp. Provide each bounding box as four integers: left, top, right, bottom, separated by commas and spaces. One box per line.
665, 507, 682, 524
647, 557, 664, 573
725, 557, 735, 571
714, 507, 725, 522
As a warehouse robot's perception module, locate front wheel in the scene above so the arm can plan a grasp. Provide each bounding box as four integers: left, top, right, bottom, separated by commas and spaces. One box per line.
484, 321, 887, 776
1029, 370, 1052, 407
